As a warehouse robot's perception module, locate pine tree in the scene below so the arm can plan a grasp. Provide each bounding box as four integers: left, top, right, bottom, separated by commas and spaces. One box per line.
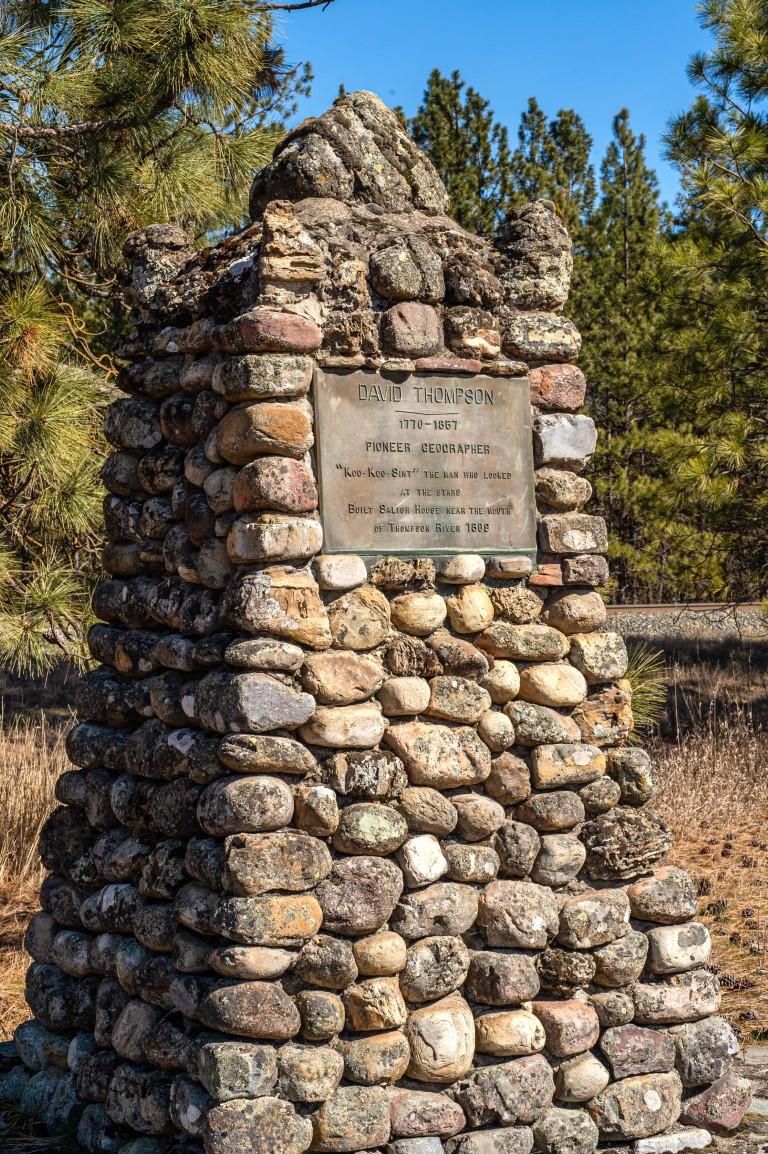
0, 0, 319, 673
410, 69, 515, 237
662, 0, 768, 599
571, 110, 716, 602
510, 99, 595, 238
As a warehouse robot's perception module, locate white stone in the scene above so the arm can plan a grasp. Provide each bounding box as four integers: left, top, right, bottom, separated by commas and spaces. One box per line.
378, 677, 431, 716
298, 703, 387, 749
476, 709, 515, 752
397, 834, 449, 887
633, 1127, 712, 1154
535, 413, 597, 472
554, 1052, 611, 1102
481, 661, 521, 704
315, 554, 368, 591
645, 923, 711, 975
437, 554, 486, 583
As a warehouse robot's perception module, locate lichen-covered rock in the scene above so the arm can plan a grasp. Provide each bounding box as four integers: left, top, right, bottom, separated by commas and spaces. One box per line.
384, 722, 491, 788
454, 1055, 555, 1127
587, 1072, 683, 1140
203, 1096, 313, 1154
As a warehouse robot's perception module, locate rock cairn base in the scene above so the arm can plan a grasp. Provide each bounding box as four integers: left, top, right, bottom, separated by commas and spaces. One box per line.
0, 92, 751, 1154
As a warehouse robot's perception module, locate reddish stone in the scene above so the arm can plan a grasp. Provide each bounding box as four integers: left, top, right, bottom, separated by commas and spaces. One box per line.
388, 1088, 466, 1138
381, 302, 442, 358
599, 1024, 676, 1080
233, 457, 318, 513
532, 999, 600, 1057
681, 1071, 752, 1133
529, 364, 587, 411
414, 357, 483, 374
529, 561, 564, 587
216, 307, 322, 355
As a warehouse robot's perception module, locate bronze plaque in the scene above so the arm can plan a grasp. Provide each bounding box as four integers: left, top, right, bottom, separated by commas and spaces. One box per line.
314, 370, 536, 557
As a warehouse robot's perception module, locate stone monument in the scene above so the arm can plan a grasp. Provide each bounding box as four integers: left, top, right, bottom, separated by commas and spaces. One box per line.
0, 92, 752, 1154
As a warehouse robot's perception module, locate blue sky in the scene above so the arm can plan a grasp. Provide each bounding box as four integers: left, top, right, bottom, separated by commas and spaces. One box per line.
276, 0, 712, 207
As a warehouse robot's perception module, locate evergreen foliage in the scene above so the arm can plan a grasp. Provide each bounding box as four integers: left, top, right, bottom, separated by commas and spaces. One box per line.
0, 0, 315, 673
662, 0, 768, 599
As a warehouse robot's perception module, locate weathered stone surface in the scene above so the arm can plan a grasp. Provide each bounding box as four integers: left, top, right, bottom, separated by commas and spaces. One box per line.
225, 830, 332, 896
587, 1072, 683, 1140
302, 652, 384, 705
426, 676, 491, 723
599, 1026, 676, 1080
333, 803, 408, 855
217, 307, 322, 355
396, 786, 458, 835
197, 982, 301, 1039
198, 775, 294, 836
493, 819, 540, 877
531, 743, 605, 789
455, 1055, 555, 1127
532, 1106, 599, 1154
538, 514, 607, 555
506, 701, 581, 748
298, 703, 387, 750
295, 989, 345, 1041
219, 733, 317, 776
391, 882, 478, 940
213, 892, 323, 947
517, 662, 588, 708
465, 950, 540, 1006
529, 363, 586, 410
294, 934, 358, 990
311, 1085, 391, 1152
627, 868, 698, 925
224, 567, 332, 649
568, 632, 628, 685
452, 793, 505, 841
679, 1070, 752, 1133
378, 676, 432, 717
278, 1043, 344, 1103
607, 746, 654, 805
343, 976, 407, 1031
592, 929, 649, 989
399, 935, 470, 1002
315, 856, 404, 937
671, 1016, 739, 1088
216, 401, 314, 464
233, 457, 318, 514
203, 1096, 313, 1154
381, 302, 442, 357
397, 834, 449, 887
315, 554, 368, 592
633, 971, 721, 1025
445, 1129, 534, 1154
225, 638, 305, 672
645, 923, 711, 975
557, 889, 630, 949
321, 749, 404, 799
582, 808, 672, 881
406, 994, 475, 1083
445, 584, 494, 634
475, 1009, 546, 1057
370, 236, 444, 303
354, 931, 407, 977
477, 880, 559, 949
390, 592, 447, 637
553, 1053, 611, 1104
384, 722, 491, 788
389, 1088, 466, 1139
194, 671, 315, 734
532, 1000, 600, 1058
197, 1039, 279, 1101
339, 1031, 411, 1086
213, 354, 313, 402
477, 623, 568, 661
328, 586, 391, 651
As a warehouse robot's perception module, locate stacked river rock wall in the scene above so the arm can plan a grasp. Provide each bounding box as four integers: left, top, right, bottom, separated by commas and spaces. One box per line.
0, 93, 752, 1154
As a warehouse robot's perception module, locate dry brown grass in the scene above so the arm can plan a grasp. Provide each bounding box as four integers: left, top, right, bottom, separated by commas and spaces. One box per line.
0, 714, 69, 1041
653, 717, 768, 1038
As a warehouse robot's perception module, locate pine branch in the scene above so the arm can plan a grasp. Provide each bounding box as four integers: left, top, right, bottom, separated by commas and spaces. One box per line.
256, 0, 335, 9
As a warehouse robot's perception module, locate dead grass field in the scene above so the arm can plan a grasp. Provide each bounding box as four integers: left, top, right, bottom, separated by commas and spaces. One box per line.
1, 657, 768, 1045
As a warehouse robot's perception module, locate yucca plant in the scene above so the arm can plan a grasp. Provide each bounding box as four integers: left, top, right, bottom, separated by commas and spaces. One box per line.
624, 641, 668, 738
